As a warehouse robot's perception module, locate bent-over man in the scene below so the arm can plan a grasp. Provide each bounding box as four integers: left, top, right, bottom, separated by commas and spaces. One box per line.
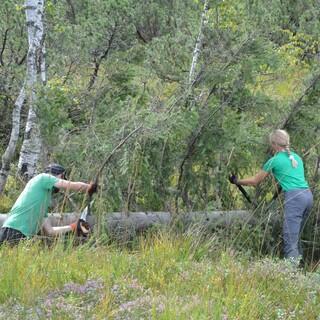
0, 163, 97, 245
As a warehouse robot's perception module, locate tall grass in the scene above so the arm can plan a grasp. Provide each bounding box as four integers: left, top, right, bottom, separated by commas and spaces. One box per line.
0, 229, 319, 319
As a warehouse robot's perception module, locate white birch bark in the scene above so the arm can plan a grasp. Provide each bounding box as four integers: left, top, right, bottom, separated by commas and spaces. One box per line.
188, 0, 209, 88
188, 0, 209, 87
18, 0, 46, 179
40, 42, 46, 84
0, 87, 26, 193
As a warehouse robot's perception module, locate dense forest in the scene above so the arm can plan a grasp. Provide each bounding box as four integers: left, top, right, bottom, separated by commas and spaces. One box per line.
1, 0, 319, 212
0, 1, 320, 318
1, 0, 320, 249
0, 0, 319, 229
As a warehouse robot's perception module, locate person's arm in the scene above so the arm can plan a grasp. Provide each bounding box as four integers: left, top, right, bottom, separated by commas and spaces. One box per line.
0, 214, 8, 228
42, 217, 90, 237
42, 218, 73, 236
237, 170, 269, 186
54, 179, 90, 192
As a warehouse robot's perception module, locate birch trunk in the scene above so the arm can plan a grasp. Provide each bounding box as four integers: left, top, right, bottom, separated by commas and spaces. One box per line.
0, 87, 26, 193
18, 0, 46, 179
40, 41, 46, 84
188, 0, 209, 87
0, 210, 253, 231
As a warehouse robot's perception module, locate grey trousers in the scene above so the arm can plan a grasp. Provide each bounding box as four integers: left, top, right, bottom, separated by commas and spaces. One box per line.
283, 189, 313, 259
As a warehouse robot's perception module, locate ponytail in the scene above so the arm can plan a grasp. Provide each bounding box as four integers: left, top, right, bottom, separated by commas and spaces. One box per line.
285, 147, 298, 168
270, 129, 298, 168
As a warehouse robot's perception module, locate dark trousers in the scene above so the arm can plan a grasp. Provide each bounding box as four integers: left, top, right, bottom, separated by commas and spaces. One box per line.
0, 227, 26, 245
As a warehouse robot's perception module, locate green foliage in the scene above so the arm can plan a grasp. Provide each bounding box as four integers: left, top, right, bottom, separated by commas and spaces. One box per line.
0, 175, 23, 212
36, 79, 75, 145
0, 195, 12, 212
0, 0, 319, 216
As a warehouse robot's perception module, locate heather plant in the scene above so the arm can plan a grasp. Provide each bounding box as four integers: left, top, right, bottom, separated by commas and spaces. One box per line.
0, 231, 319, 319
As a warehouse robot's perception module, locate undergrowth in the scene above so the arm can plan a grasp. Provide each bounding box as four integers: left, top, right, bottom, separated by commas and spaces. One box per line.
0, 229, 319, 319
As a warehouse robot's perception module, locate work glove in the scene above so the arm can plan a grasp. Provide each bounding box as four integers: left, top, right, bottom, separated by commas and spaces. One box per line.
70, 219, 91, 237
87, 182, 98, 197
52, 186, 60, 194
228, 174, 238, 185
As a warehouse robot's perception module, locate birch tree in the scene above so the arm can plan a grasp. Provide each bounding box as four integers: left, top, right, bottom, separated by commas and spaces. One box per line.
0, 87, 26, 193
18, 0, 46, 179
188, 0, 209, 87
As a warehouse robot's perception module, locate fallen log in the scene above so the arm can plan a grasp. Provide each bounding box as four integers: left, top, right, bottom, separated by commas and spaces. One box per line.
0, 210, 279, 235
0, 210, 284, 248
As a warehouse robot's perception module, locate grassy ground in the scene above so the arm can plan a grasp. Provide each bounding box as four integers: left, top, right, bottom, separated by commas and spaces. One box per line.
0, 231, 319, 320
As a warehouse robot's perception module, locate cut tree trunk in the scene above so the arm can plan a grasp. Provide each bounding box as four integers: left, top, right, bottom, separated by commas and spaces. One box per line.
0, 210, 275, 238
0, 209, 286, 247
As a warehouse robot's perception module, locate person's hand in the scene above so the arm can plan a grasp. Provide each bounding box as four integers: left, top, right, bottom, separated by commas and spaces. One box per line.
87, 182, 98, 196
77, 219, 90, 236
70, 219, 91, 237
228, 174, 238, 185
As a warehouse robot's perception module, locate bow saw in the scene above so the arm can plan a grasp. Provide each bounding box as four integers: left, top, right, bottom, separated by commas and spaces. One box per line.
81, 125, 143, 223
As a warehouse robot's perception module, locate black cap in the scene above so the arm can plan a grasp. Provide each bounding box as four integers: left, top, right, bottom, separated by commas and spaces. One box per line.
45, 163, 66, 178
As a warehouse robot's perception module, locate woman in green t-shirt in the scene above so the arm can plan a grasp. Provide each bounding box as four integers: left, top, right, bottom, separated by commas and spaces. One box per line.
229, 129, 313, 265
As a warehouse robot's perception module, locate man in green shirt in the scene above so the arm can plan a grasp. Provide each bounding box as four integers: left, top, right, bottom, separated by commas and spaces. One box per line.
0, 163, 97, 244
229, 130, 313, 265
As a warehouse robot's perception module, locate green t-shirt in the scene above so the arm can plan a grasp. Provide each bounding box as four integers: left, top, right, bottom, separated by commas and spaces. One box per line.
3, 173, 59, 237
262, 151, 308, 192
